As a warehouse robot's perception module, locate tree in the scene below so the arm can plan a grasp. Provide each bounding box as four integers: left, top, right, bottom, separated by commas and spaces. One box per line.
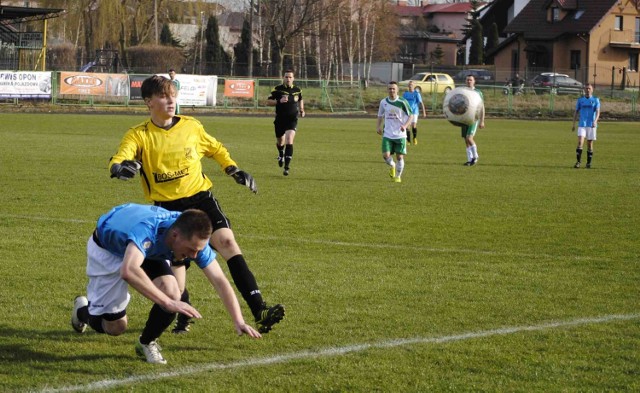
160, 23, 181, 47
260, 0, 335, 76
430, 44, 445, 65
204, 15, 230, 75
40, 0, 222, 71
485, 22, 499, 55
233, 18, 256, 76
469, 20, 483, 65
464, 0, 483, 65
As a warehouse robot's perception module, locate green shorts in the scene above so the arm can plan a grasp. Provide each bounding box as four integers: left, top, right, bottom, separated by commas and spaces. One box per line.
461, 121, 479, 138
382, 137, 407, 155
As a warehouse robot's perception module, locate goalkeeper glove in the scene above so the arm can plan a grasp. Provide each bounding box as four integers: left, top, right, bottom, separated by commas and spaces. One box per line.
110, 160, 141, 180
225, 166, 258, 194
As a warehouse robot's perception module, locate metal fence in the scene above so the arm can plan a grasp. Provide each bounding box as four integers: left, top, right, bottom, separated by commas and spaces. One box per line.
1, 71, 638, 119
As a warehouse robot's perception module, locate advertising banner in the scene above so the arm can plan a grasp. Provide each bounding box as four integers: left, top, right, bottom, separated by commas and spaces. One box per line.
129, 74, 148, 101
224, 79, 254, 98
157, 73, 218, 106
59, 72, 129, 96
0, 71, 52, 99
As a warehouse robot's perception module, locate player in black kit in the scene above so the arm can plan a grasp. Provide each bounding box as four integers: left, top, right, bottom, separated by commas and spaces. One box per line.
267, 70, 305, 176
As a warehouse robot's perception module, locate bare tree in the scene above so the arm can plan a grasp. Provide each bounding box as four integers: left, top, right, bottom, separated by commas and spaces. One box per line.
260, 0, 335, 76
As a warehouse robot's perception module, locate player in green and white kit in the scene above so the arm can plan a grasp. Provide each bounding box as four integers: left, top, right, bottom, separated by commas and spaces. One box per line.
168, 69, 181, 115
461, 75, 485, 166
376, 81, 412, 183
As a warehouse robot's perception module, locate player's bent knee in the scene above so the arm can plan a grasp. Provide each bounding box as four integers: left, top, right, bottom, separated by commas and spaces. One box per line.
154, 276, 182, 300
104, 319, 127, 336
212, 230, 239, 253
90, 311, 127, 335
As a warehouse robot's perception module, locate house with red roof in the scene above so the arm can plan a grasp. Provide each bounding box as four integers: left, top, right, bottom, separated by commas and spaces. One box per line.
392, 1, 480, 65
491, 0, 640, 88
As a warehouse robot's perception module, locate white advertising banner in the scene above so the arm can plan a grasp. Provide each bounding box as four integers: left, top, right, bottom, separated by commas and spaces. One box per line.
158, 73, 218, 106
0, 71, 52, 99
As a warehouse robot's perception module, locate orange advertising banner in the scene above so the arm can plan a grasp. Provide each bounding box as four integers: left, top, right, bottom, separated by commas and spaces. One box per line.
59, 72, 129, 96
224, 79, 254, 98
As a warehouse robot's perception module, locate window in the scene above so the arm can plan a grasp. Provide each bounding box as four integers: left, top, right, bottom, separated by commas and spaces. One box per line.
615, 15, 623, 31
552, 8, 560, 22
570, 50, 581, 70
636, 17, 640, 43
630, 52, 639, 72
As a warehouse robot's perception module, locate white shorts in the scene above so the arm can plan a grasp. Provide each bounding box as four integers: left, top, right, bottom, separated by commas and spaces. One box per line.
86, 237, 131, 316
409, 114, 419, 125
577, 126, 597, 141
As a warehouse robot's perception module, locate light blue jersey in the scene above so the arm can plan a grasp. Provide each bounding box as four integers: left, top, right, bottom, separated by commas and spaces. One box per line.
575, 95, 600, 127
402, 90, 423, 115
95, 203, 214, 269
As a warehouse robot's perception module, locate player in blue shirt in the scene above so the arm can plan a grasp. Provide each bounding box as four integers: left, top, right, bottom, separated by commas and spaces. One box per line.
402, 81, 427, 145
70, 203, 261, 364
571, 84, 600, 168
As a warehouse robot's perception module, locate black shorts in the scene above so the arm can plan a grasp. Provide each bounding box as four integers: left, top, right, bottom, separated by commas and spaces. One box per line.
154, 190, 231, 232
274, 117, 298, 138
141, 258, 174, 280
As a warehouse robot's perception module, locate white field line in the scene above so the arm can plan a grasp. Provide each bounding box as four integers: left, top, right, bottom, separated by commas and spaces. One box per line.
1, 213, 609, 262
38, 313, 640, 393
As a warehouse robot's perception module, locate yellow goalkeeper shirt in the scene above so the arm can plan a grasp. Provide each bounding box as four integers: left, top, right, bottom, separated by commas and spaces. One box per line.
109, 116, 237, 202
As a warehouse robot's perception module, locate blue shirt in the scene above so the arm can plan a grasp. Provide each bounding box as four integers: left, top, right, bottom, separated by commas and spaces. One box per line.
402, 90, 423, 115
95, 203, 214, 269
575, 95, 600, 127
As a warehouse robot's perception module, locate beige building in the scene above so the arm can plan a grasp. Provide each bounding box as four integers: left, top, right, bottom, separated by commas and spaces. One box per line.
495, 0, 640, 88
392, 1, 478, 65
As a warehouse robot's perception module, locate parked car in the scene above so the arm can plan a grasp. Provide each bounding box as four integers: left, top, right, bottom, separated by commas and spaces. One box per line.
398, 72, 455, 93
453, 69, 494, 84
530, 73, 583, 94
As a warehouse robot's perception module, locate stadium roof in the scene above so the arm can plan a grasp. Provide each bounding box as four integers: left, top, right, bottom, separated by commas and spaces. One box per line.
0, 5, 65, 25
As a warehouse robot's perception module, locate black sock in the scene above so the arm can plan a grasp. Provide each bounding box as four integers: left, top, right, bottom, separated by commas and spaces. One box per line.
227, 254, 264, 318
284, 144, 293, 169
576, 148, 583, 163
406, 129, 411, 142
88, 314, 106, 334
277, 144, 284, 158
140, 304, 176, 345
78, 305, 89, 323
176, 288, 191, 324
587, 150, 593, 164
413, 127, 417, 139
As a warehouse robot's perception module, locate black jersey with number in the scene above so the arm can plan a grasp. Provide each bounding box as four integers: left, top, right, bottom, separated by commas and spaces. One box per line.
268, 84, 302, 118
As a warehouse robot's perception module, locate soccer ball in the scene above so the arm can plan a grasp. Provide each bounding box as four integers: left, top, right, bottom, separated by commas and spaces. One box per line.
443, 87, 483, 126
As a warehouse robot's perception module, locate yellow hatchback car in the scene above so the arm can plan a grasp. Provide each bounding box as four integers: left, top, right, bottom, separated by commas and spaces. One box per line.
398, 72, 455, 94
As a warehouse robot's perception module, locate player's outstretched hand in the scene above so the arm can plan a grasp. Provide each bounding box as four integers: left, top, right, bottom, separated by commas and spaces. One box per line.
235, 322, 262, 338
110, 160, 141, 180
168, 300, 202, 319
226, 166, 258, 194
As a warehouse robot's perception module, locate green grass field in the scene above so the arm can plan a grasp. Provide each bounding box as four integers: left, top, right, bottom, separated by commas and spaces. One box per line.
0, 113, 638, 392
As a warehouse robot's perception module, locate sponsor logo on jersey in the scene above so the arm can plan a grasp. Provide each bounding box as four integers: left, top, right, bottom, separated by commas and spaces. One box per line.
142, 239, 152, 250
153, 168, 189, 183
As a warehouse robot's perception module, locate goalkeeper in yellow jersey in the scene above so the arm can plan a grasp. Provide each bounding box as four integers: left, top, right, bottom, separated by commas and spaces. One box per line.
109, 75, 284, 334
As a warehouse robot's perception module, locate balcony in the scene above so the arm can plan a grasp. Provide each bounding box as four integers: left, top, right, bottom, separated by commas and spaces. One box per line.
608, 29, 640, 49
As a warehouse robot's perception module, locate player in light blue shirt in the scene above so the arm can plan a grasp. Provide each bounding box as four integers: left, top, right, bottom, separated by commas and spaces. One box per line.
70, 203, 261, 364
571, 84, 600, 168
402, 81, 427, 145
